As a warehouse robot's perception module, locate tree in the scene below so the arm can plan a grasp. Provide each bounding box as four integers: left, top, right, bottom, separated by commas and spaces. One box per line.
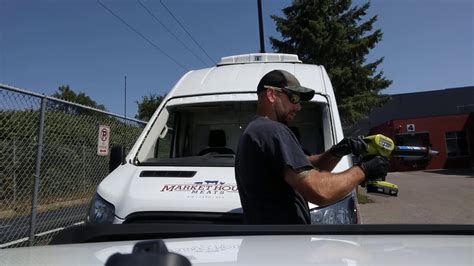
270, 0, 392, 126
0, 108, 144, 206
51, 85, 106, 111
136, 94, 165, 121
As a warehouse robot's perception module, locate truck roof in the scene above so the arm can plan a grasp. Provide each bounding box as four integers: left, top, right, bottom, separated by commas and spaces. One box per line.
170, 53, 330, 98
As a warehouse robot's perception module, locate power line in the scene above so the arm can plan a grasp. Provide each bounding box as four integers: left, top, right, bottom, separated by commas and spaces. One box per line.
97, 0, 188, 71
159, 0, 216, 65
137, 0, 208, 67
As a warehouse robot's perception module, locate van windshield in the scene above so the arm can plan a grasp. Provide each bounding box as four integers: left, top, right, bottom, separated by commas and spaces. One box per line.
140, 101, 327, 167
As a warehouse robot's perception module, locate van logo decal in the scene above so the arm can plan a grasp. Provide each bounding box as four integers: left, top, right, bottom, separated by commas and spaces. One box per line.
160, 180, 238, 198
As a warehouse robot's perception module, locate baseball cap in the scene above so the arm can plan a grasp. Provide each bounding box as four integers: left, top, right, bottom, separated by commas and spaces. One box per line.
257, 70, 315, 102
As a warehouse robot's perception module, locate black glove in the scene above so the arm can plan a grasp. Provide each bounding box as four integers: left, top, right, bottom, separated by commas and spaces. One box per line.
357, 155, 390, 180
329, 137, 368, 157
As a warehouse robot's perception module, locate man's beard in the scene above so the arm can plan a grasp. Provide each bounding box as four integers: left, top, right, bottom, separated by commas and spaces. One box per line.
275, 108, 294, 125
273, 99, 295, 125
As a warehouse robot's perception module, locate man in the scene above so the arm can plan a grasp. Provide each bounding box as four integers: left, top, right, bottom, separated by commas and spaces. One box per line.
235, 69, 389, 224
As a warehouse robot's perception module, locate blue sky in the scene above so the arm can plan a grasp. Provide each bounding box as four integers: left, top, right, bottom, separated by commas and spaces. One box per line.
1, 0, 472, 118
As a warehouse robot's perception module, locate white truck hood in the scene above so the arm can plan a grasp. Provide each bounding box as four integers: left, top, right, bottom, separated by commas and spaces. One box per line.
98, 164, 241, 220
1, 234, 472, 265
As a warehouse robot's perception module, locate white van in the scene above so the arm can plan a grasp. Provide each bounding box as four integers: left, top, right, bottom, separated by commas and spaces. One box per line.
87, 53, 359, 225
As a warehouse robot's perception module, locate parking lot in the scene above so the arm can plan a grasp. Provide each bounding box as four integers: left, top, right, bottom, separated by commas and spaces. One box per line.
358, 169, 474, 224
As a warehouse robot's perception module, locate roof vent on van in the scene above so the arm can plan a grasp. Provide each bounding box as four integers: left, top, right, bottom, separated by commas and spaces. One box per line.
217, 53, 302, 66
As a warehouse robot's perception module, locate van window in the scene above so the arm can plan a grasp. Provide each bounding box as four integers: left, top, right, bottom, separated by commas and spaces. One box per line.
156, 127, 173, 159
142, 101, 327, 166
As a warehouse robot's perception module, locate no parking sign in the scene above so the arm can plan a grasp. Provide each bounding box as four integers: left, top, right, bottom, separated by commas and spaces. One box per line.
97, 125, 110, 156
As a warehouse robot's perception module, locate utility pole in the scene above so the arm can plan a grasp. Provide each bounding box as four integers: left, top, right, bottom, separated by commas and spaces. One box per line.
257, 0, 265, 53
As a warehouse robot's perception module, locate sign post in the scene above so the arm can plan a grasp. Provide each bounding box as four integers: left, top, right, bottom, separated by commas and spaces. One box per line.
97, 125, 110, 156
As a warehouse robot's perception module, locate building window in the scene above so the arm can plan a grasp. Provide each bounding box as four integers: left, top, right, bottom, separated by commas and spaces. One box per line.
445, 131, 469, 158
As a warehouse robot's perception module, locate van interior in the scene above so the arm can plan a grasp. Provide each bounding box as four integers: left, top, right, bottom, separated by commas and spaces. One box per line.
140, 101, 327, 166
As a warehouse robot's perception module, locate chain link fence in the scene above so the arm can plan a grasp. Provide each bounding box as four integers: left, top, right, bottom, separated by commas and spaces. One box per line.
0, 83, 146, 248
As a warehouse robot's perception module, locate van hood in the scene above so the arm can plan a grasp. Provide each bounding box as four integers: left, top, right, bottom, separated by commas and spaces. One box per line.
98, 164, 241, 220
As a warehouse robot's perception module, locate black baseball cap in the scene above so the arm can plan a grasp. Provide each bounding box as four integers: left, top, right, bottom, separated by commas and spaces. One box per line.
257, 70, 315, 102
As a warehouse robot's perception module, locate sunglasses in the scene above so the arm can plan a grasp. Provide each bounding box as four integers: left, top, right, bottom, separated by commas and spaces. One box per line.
263, 85, 301, 104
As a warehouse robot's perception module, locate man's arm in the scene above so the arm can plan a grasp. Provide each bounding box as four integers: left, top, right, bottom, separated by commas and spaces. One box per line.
285, 155, 390, 207
307, 151, 341, 172
307, 137, 368, 172
284, 166, 365, 207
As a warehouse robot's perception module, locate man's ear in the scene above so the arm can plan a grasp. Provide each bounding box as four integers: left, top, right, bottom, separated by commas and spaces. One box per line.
266, 89, 277, 103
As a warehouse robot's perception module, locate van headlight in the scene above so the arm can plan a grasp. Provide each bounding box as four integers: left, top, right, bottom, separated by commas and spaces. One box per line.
87, 193, 115, 224
310, 193, 358, 224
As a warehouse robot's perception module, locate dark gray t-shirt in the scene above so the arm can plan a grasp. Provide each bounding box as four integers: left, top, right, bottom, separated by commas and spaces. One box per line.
235, 116, 313, 224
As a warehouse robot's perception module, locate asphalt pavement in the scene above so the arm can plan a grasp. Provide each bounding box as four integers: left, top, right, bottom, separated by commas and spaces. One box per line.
0, 204, 87, 247
358, 169, 474, 224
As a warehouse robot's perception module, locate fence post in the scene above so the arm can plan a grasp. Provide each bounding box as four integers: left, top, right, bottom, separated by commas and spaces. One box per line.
13, 139, 17, 204
82, 143, 86, 191
29, 96, 47, 246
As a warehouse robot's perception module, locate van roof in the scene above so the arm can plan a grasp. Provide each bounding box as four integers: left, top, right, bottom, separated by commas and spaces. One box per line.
170, 53, 329, 98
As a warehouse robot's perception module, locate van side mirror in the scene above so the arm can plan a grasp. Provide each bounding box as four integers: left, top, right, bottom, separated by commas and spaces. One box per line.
109, 145, 126, 173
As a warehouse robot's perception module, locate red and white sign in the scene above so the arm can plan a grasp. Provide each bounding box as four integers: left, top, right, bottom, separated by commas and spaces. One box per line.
97, 125, 110, 156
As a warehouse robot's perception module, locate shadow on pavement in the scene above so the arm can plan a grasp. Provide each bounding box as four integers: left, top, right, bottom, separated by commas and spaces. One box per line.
423, 168, 474, 177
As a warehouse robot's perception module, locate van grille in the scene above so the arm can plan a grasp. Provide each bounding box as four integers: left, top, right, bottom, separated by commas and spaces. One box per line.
139, 171, 196, 178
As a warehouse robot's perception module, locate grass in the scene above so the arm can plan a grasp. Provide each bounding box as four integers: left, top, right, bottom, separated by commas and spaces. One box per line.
357, 189, 374, 204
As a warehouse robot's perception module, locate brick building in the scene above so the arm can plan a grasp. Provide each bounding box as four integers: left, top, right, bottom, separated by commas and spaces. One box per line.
349, 86, 473, 171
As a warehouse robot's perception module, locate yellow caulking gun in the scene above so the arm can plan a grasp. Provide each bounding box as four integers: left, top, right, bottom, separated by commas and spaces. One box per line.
361, 134, 439, 196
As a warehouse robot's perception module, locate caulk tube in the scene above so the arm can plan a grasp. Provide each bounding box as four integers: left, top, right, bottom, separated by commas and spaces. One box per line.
391, 146, 439, 158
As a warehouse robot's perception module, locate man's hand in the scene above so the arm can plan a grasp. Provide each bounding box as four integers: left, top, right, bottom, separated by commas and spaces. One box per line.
357, 155, 390, 180
329, 137, 368, 157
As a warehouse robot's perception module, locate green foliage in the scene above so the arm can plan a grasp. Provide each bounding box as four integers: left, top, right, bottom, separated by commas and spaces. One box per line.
0, 109, 143, 209
357, 189, 373, 204
0, 110, 40, 202
136, 94, 165, 121
270, 0, 392, 126
50, 85, 106, 115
